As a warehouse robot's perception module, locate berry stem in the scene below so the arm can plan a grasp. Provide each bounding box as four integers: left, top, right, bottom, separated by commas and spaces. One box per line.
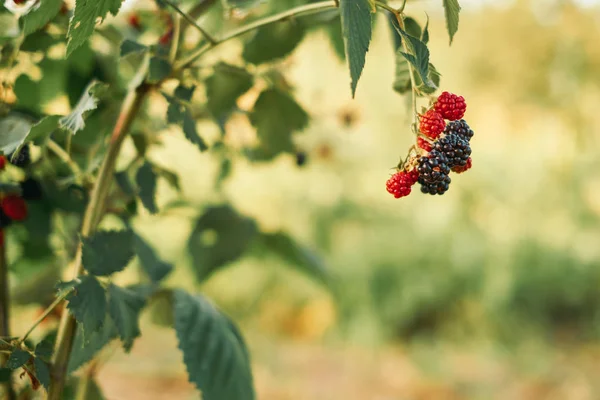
47, 139, 83, 181
48, 69, 152, 400
0, 238, 16, 400
395, 13, 419, 138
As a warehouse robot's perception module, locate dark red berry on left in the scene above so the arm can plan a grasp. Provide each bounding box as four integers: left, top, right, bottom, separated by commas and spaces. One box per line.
417, 137, 432, 152
434, 91, 467, 121
386, 169, 419, 199
159, 30, 173, 45
128, 14, 142, 30
0, 156, 6, 170
419, 109, 446, 139
1, 195, 28, 221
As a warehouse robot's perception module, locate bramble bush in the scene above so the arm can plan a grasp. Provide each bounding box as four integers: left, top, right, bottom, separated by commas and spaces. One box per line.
0, 0, 467, 398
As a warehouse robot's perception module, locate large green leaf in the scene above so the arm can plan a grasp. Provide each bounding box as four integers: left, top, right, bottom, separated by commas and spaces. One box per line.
68, 315, 118, 373
66, 276, 107, 338
393, 56, 411, 94
33, 358, 51, 390
148, 56, 172, 83
136, 162, 158, 214
340, 0, 373, 97
173, 289, 255, 400
443, 0, 461, 44
107, 284, 146, 351
21, 0, 63, 36
28, 115, 61, 145
249, 89, 309, 159
256, 232, 330, 286
0, 114, 33, 155
163, 93, 208, 152
188, 205, 257, 281
134, 234, 173, 283
6, 349, 30, 369
66, 0, 126, 56
120, 39, 148, 57
59, 81, 105, 135
82, 230, 135, 276
206, 63, 253, 119
242, 21, 305, 65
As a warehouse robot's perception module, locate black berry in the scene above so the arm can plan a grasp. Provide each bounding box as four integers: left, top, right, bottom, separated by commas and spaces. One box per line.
0, 209, 13, 228
9, 144, 31, 168
295, 151, 307, 167
20, 178, 43, 201
418, 174, 451, 195
444, 119, 474, 142
432, 133, 471, 168
416, 149, 450, 183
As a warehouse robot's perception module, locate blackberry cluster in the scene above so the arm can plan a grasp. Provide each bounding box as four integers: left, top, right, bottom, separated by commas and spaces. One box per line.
416, 149, 452, 196
9, 143, 31, 168
444, 119, 474, 142
431, 133, 471, 168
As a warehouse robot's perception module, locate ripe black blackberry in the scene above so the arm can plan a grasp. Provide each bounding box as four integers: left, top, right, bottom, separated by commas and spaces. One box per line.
20, 178, 43, 201
416, 149, 450, 183
444, 119, 474, 142
419, 175, 451, 195
9, 143, 31, 168
432, 133, 471, 168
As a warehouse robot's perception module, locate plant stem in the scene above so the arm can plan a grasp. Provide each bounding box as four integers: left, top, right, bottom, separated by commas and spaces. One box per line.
174, 0, 338, 71
162, 0, 217, 44
0, 241, 16, 400
396, 13, 419, 135
48, 79, 152, 400
18, 288, 73, 346
169, 15, 181, 63
47, 139, 82, 178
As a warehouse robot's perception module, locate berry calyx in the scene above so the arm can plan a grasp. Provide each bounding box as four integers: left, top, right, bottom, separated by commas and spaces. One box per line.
386, 169, 419, 199
1, 195, 28, 221
417, 137, 432, 152
444, 119, 474, 142
419, 109, 446, 139
434, 91, 467, 121
452, 157, 472, 174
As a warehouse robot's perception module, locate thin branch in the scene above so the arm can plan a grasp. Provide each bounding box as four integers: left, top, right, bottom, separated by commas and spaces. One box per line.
161, 0, 217, 45
174, 0, 338, 71
395, 13, 419, 135
398, 0, 408, 13
375, 1, 399, 15
19, 288, 73, 346
169, 15, 182, 63
47, 139, 83, 177
0, 240, 16, 400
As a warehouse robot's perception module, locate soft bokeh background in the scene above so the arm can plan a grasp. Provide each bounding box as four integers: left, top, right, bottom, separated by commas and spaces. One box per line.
9, 0, 600, 398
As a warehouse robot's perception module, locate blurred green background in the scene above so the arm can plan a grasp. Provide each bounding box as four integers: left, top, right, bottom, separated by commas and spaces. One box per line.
10, 0, 600, 398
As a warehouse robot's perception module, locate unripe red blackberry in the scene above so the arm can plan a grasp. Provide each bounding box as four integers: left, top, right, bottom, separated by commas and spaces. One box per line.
431, 133, 471, 168
386, 169, 419, 199
1, 195, 27, 221
419, 109, 446, 139
418, 174, 451, 195
444, 119, 474, 142
434, 92, 467, 121
128, 14, 142, 30
416, 149, 450, 184
417, 137, 432, 152
452, 157, 472, 174
0, 156, 6, 170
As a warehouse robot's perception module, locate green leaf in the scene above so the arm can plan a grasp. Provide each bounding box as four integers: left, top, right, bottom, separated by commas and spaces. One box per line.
163, 94, 208, 152
21, 0, 63, 36
416, 63, 441, 94
120, 39, 147, 57
249, 89, 309, 159
206, 63, 253, 119
404, 17, 422, 39
242, 21, 305, 65
66, 276, 107, 337
0, 114, 33, 155
108, 284, 146, 351
148, 56, 172, 83
443, 0, 461, 44
257, 232, 330, 286
393, 56, 411, 94
33, 358, 51, 390
188, 205, 257, 281
173, 289, 255, 400
6, 349, 30, 369
82, 230, 135, 276
34, 339, 53, 362
0, 368, 10, 382
174, 84, 195, 101
340, 0, 373, 97
68, 315, 118, 373
326, 18, 345, 62
28, 115, 61, 145
66, 0, 126, 56
115, 170, 136, 197
136, 162, 158, 214
422, 15, 430, 44
395, 27, 436, 90
59, 81, 106, 135
134, 233, 173, 283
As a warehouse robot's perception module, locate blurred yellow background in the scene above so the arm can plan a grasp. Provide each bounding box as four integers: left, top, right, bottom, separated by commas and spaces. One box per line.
12, 0, 600, 398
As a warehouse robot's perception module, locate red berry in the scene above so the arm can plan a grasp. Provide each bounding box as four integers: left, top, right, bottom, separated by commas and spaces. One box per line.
60, 2, 68, 14
451, 157, 472, 174
128, 14, 141, 30
13, 0, 27, 4
0, 230, 4, 248
1, 195, 28, 221
386, 169, 419, 199
434, 91, 467, 121
417, 137, 432, 152
0, 156, 6, 170
419, 109, 446, 139
159, 30, 173, 45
